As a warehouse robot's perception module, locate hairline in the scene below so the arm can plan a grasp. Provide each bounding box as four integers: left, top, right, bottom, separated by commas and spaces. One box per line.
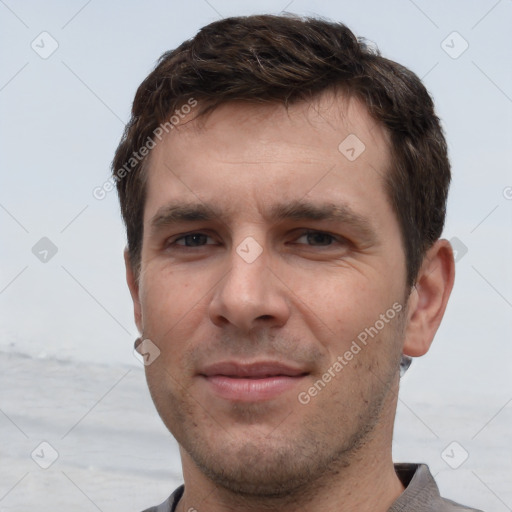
129, 92, 413, 287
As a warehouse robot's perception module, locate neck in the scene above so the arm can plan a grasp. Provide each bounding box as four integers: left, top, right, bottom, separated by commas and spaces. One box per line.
176, 431, 404, 512
176, 381, 404, 512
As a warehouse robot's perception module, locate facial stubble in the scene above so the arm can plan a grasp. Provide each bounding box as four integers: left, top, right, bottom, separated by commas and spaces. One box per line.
145, 306, 406, 504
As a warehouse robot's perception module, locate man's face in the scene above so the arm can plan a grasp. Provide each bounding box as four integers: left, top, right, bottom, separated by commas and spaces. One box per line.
130, 93, 410, 496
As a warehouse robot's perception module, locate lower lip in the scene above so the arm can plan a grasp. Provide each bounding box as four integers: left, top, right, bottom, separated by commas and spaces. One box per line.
202, 375, 305, 402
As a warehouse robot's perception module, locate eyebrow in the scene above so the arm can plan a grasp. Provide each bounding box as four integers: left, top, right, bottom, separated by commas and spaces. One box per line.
269, 200, 377, 243
150, 203, 222, 230
149, 200, 377, 243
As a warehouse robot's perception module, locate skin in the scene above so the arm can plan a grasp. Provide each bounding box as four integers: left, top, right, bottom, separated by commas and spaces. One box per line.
126, 92, 455, 512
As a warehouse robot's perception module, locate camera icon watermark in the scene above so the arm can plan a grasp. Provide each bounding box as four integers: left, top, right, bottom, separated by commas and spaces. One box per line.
31, 31, 59, 60
441, 441, 469, 469
31, 441, 59, 469
338, 134, 365, 162
32, 237, 58, 263
503, 186, 512, 200
441, 31, 469, 60
134, 338, 161, 366
449, 236, 468, 263
236, 236, 263, 264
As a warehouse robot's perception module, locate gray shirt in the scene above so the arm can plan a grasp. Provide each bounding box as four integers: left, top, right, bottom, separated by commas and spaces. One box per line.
142, 463, 484, 512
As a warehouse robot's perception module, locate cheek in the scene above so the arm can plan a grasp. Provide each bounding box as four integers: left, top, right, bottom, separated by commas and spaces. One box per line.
139, 265, 204, 339
289, 270, 392, 343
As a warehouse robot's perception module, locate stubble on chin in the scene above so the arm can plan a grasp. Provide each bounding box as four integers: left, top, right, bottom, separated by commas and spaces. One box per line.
148, 308, 406, 503
167, 370, 396, 504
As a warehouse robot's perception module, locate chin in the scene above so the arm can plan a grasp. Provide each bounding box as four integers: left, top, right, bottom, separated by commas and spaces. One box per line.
192, 439, 321, 497
179, 420, 360, 500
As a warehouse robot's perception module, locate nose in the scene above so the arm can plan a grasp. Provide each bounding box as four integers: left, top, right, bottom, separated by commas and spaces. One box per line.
208, 242, 290, 332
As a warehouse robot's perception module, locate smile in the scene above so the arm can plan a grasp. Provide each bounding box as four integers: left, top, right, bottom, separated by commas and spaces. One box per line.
199, 361, 309, 402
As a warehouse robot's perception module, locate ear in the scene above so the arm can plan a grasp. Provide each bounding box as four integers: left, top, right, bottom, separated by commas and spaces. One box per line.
124, 248, 143, 334
402, 239, 455, 357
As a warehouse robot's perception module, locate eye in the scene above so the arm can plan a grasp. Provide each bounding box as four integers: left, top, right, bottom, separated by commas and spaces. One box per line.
173, 233, 215, 247
295, 230, 338, 246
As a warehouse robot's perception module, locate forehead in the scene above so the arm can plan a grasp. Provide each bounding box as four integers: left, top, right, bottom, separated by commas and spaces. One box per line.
144, 92, 392, 226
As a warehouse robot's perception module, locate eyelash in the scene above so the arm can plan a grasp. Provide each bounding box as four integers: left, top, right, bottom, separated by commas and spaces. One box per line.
172, 232, 216, 247
168, 230, 347, 249
294, 231, 339, 247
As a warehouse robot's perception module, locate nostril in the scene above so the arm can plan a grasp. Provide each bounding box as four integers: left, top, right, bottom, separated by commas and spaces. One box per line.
211, 314, 230, 327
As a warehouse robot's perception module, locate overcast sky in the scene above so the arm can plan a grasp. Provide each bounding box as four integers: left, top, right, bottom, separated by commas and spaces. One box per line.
1, 0, 511, 409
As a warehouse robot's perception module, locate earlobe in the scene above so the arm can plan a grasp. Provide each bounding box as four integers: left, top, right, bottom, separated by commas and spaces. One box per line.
402, 239, 455, 357
124, 248, 143, 334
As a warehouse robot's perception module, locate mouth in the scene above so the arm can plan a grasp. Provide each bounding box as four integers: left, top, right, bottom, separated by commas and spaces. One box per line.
199, 361, 309, 402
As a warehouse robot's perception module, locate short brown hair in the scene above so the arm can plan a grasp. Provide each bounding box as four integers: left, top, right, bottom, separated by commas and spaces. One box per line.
112, 14, 450, 287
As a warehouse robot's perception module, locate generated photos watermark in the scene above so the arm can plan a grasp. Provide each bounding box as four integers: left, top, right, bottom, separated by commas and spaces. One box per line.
93, 97, 198, 200
298, 302, 403, 405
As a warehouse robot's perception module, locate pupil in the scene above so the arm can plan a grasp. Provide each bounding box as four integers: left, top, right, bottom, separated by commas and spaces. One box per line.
308, 233, 331, 245
187, 234, 206, 246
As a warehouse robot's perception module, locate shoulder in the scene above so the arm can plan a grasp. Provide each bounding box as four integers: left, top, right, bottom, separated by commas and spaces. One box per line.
140, 485, 184, 512
439, 497, 485, 512
391, 463, 485, 512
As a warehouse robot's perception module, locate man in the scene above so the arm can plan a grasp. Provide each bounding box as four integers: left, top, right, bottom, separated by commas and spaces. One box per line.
112, 14, 483, 512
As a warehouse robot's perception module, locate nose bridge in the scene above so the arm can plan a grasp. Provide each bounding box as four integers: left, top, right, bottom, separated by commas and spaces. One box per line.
224, 239, 269, 311
209, 236, 289, 330
228, 252, 265, 302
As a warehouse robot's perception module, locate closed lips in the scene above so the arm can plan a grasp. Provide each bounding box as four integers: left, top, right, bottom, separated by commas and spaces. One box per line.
199, 362, 308, 378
